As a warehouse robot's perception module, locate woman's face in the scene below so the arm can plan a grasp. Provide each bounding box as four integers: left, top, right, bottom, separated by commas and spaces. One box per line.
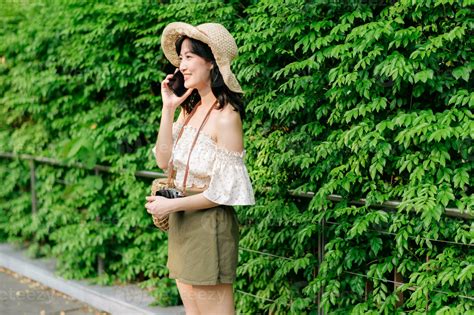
178, 38, 213, 91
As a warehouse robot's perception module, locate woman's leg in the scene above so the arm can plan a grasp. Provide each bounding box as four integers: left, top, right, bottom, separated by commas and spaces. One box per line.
176, 279, 200, 315
193, 283, 235, 315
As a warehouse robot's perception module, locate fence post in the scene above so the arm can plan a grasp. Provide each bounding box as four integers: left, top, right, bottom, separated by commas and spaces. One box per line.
425, 254, 430, 312
317, 218, 325, 315
95, 167, 104, 276
29, 159, 37, 214
394, 267, 404, 307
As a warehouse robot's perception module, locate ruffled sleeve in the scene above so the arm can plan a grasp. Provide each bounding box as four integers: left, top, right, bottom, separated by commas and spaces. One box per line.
151, 121, 183, 159
203, 147, 255, 206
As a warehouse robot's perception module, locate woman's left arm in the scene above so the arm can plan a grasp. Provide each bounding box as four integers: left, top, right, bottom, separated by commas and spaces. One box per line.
145, 193, 218, 217
146, 107, 243, 217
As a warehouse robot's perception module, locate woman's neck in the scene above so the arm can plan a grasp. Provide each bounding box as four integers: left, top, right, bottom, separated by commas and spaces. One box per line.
197, 86, 217, 109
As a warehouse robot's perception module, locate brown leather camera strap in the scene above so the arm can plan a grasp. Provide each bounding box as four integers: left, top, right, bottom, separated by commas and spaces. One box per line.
166, 99, 217, 196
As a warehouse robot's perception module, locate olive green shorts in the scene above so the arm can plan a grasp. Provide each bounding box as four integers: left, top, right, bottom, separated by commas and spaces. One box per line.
167, 205, 239, 285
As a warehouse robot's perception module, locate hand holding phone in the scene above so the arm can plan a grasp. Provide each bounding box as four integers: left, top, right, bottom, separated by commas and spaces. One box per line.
161, 70, 193, 110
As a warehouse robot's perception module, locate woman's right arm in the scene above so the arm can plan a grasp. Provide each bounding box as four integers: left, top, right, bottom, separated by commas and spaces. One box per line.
154, 71, 193, 170
154, 107, 184, 170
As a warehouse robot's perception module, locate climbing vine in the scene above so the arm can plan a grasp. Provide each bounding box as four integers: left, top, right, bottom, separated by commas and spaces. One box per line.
0, 0, 472, 313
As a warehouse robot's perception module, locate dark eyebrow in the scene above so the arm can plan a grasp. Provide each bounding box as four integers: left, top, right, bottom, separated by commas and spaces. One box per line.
179, 49, 193, 57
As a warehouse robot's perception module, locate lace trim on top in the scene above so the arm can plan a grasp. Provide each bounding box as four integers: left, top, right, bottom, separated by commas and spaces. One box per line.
152, 120, 255, 206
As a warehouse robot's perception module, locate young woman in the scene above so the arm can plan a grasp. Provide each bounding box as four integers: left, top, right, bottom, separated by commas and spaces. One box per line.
145, 22, 255, 315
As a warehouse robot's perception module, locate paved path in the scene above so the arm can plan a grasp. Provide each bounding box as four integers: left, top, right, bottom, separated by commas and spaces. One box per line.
0, 267, 107, 315
0, 243, 184, 314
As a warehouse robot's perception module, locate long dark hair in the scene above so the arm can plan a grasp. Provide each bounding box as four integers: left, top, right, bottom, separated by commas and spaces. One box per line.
175, 36, 245, 120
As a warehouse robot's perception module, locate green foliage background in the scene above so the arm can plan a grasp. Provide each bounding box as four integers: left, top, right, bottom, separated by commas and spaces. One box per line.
0, 0, 472, 313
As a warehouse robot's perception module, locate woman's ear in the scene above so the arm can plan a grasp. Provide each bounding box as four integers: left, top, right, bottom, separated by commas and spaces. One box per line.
210, 60, 217, 70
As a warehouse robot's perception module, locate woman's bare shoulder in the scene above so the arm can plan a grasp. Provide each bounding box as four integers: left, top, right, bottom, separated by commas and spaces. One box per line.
215, 103, 243, 150
216, 103, 242, 129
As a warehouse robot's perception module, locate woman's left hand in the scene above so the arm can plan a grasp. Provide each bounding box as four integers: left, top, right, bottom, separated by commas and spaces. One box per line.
145, 196, 176, 218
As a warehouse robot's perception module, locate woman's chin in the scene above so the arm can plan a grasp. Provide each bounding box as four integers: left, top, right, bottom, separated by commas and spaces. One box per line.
184, 81, 193, 89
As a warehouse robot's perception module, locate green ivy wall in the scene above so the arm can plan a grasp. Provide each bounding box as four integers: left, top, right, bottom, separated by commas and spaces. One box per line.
0, 0, 472, 313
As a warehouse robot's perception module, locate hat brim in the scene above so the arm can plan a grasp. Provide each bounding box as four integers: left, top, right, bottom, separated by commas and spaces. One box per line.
161, 22, 243, 94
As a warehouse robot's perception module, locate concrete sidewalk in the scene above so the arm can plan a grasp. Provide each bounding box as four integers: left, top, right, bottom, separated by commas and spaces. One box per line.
1, 267, 105, 315
0, 244, 184, 315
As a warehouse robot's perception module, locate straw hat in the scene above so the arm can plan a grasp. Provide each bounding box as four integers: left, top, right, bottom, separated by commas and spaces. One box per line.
161, 22, 243, 93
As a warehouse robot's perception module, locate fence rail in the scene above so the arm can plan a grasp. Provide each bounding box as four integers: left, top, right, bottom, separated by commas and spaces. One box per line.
1, 152, 471, 219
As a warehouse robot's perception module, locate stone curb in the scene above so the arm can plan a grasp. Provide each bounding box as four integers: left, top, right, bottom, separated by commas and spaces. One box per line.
0, 243, 184, 315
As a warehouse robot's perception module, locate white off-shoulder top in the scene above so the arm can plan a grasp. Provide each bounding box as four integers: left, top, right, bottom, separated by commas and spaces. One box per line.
152, 121, 255, 206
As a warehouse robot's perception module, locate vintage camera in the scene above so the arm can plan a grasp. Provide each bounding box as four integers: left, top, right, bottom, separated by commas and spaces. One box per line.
155, 188, 184, 198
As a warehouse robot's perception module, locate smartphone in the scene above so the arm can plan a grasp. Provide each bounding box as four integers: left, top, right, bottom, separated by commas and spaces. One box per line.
167, 70, 187, 97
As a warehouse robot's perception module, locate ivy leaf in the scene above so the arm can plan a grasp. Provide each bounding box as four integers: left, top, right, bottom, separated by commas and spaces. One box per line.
456, 264, 473, 284
369, 237, 382, 256
453, 168, 469, 189
414, 69, 434, 83
452, 65, 471, 82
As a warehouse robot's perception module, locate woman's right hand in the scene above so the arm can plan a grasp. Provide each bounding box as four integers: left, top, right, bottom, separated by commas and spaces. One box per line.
161, 72, 194, 111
